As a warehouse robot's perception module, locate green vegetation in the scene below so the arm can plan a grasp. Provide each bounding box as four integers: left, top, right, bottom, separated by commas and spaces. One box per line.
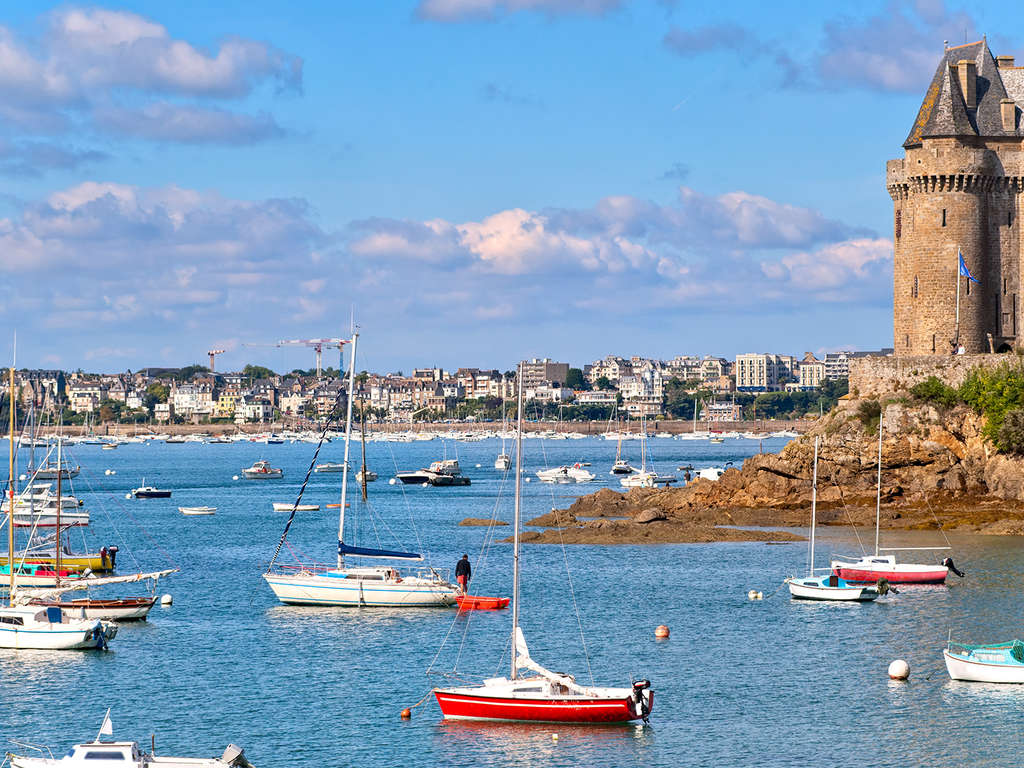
242, 364, 277, 380
960, 363, 1024, 451
908, 376, 959, 409
752, 378, 848, 419
565, 368, 586, 390
997, 409, 1024, 454
857, 399, 881, 432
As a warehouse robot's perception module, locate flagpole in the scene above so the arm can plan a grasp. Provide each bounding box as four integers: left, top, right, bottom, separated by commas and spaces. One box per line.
954, 247, 961, 348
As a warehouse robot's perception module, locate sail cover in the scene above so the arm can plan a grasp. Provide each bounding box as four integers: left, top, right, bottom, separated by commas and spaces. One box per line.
338, 541, 423, 561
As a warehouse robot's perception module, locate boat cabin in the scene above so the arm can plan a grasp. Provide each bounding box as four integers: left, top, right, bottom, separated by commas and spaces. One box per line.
59, 741, 142, 765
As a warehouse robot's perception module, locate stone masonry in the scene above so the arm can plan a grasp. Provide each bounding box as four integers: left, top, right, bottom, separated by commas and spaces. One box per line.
889, 40, 1024, 356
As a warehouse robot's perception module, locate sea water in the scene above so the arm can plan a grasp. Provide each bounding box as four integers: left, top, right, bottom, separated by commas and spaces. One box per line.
0, 435, 1019, 767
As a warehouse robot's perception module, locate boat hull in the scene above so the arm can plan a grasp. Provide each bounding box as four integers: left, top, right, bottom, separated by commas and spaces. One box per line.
29, 597, 156, 622
456, 595, 510, 610
0, 622, 108, 650
263, 572, 457, 607
944, 648, 1024, 683
433, 690, 650, 723
832, 564, 948, 584
786, 577, 878, 601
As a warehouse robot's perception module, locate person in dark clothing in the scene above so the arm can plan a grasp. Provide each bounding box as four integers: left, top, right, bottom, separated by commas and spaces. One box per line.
455, 554, 471, 593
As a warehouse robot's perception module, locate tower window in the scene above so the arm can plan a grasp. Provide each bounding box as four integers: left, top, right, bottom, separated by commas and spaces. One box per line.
967, 278, 972, 296
942, 209, 947, 227
1009, 211, 1013, 227
913, 276, 919, 298
896, 210, 902, 239
905, 334, 910, 348
932, 334, 936, 352
1005, 278, 1008, 295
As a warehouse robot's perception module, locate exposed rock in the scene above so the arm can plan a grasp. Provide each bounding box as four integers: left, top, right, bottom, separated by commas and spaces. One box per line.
634, 507, 667, 524
458, 518, 509, 526
525, 509, 578, 527
502, 520, 804, 545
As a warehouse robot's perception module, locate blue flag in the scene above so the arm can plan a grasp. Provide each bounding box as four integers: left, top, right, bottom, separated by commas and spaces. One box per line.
959, 249, 980, 283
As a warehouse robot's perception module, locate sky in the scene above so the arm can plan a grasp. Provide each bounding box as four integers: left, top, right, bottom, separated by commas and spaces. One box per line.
0, 0, 1007, 374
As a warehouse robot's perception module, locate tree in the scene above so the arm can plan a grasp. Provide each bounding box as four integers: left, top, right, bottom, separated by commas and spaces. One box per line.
172, 364, 210, 382
594, 376, 613, 391
565, 368, 585, 390
242, 364, 277, 380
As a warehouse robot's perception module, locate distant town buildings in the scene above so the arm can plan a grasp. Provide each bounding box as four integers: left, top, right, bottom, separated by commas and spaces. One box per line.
7, 344, 881, 426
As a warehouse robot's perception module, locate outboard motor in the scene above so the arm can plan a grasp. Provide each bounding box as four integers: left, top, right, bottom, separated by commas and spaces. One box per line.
632, 679, 653, 722
875, 578, 897, 596
107, 545, 118, 570
943, 557, 965, 578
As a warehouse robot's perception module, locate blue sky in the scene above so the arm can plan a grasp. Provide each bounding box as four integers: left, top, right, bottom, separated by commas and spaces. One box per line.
0, 0, 1007, 373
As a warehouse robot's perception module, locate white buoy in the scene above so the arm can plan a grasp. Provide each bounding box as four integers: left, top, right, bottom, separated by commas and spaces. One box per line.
232, 475, 239, 481
18, 473, 26, 481
422, 482, 429, 488
748, 590, 763, 600
524, 477, 531, 483
160, 594, 173, 606
475, 463, 481, 468
104, 469, 112, 476
124, 493, 132, 499
110, 470, 116, 475
389, 478, 397, 485
888, 659, 910, 680
551, 734, 558, 741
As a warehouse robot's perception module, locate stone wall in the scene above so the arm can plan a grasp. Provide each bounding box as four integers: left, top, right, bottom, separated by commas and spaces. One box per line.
849, 353, 1019, 397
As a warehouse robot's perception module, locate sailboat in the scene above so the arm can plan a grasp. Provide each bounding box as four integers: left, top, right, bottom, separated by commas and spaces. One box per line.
495, 402, 511, 471
263, 331, 458, 607
619, 416, 675, 488
786, 437, 880, 602
0, 363, 115, 649
610, 417, 636, 475
433, 362, 654, 723
830, 420, 959, 585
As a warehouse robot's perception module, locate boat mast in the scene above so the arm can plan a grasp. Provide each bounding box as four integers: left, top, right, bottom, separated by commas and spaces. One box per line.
359, 406, 368, 502
511, 360, 524, 681
8, 364, 15, 600
337, 331, 359, 569
809, 436, 819, 576
55, 431, 62, 585
874, 417, 882, 557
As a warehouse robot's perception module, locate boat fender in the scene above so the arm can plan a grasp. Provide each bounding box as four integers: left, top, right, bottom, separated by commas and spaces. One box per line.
875, 578, 897, 596
943, 557, 965, 578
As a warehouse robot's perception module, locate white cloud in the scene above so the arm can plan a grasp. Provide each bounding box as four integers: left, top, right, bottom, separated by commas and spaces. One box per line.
416, 0, 621, 21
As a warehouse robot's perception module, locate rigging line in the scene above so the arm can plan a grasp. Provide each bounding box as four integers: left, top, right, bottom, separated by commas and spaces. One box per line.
75, 471, 170, 571
825, 465, 867, 556
264, 395, 340, 575
384, 439, 430, 569
922, 491, 953, 548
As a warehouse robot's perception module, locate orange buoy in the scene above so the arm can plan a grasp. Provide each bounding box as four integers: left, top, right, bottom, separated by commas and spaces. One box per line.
655, 625, 670, 639
400, 708, 412, 719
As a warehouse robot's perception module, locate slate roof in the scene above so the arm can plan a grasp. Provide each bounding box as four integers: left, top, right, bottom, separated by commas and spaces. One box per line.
904, 39, 1023, 147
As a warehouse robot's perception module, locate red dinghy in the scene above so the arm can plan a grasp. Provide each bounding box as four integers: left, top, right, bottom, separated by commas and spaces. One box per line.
456, 595, 509, 610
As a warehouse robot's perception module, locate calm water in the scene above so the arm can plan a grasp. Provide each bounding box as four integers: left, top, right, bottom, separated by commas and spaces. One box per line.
2, 435, 1023, 767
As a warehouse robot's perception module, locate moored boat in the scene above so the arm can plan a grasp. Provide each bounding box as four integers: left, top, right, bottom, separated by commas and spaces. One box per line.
944, 639, 1024, 683
131, 480, 171, 498
8, 711, 253, 767
272, 502, 319, 511
433, 360, 653, 724
179, 506, 217, 515
242, 460, 283, 479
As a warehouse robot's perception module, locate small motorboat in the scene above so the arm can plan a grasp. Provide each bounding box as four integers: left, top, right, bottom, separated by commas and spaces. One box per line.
131, 480, 171, 498
242, 460, 283, 479
786, 573, 880, 601
944, 639, 1024, 683
314, 462, 346, 473
8, 711, 253, 767
620, 471, 676, 488
610, 459, 636, 475
396, 459, 470, 486
494, 453, 511, 471
356, 467, 378, 483
537, 464, 594, 483
272, 502, 319, 512
179, 506, 217, 515
0, 605, 114, 650
456, 595, 510, 610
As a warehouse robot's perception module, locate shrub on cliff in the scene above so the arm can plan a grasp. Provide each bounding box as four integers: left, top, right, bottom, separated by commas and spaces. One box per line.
997, 409, 1024, 454
959, 363, 1024, 447
856, 399, 881, 432
909, 376, 960, 409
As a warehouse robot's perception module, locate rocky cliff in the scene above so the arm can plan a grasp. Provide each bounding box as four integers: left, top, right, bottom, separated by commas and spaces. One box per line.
527, 397, 1024, 544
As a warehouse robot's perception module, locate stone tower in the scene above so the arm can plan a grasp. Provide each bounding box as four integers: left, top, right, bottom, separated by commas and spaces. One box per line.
888, 39, 1024, 356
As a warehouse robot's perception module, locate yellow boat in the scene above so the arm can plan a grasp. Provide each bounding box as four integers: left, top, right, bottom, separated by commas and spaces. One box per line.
0, 548, 117, 573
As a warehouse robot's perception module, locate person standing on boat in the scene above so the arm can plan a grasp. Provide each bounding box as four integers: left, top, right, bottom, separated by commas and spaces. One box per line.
456, 554, 471, 593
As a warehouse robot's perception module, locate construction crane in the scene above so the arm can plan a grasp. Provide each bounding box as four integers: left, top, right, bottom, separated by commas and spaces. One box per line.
243, 337, 347, 377
207, 349, 225, 371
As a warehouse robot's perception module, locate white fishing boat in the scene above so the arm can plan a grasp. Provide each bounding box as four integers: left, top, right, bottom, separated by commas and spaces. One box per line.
263, 331, 458, 607
272, 502, 319, 512
131, 480, 171, 498
9, 710, 253, 767
314, 462, 346, 473
618, 420, 674, 487
786, 437, 880, 602
536, 464, 595, 483
433, 362, 654, 723
241, 460, 283, 479
356, 468, 378, 483
179, 506, 217, 516
494, 453, 511, 471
